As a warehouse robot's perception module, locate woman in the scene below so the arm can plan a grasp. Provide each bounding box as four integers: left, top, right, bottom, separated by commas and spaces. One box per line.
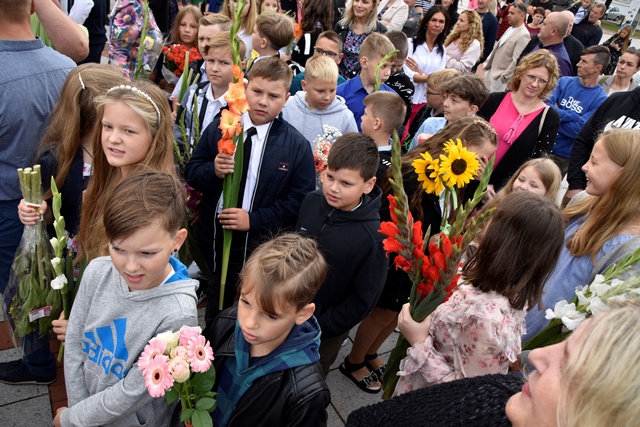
477, 49, 560, 192
525, 6, 545, 37
335, 0, 387, 79
403, 5, 448, 138
377, 0, 409, 31
435, 0, 459, 30
444, 10, 483, 73
601, 25, 632, 75
290, 0, 334, 67
599, 47, 640, 95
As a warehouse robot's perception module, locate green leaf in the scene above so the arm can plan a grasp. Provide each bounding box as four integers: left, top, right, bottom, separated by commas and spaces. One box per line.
180, 408, 195, 422
191, 371, 215, 395
192, 408, 213, 427
165, 387, 179, 405
195, 397, 216, 411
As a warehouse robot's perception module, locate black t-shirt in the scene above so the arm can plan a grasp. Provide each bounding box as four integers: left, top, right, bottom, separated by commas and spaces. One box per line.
527, 0, 554, 23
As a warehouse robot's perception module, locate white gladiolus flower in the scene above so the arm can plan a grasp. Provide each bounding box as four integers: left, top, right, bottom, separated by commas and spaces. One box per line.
589, 281, 612, 297
575, 286, 589, 306
51, 274, 68, 290
545, 301, 586, 330
50, 237, 59, 248
51, 257, 61, 269
586, 296, 608, 316
591, 274, 606, 285
610, 278, 624, 288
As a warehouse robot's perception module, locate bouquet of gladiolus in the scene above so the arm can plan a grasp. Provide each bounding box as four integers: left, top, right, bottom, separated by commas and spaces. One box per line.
523, 248, 640, 350
138, 326, 216, 427
380, 134, 495, 399
163, 44, 202, 84
312, 125, 341, 188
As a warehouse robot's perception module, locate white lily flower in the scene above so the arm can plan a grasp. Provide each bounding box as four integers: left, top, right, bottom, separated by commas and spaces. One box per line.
50, 274, 68, 290
586, 297, 608, 316
51, 257, 61, 269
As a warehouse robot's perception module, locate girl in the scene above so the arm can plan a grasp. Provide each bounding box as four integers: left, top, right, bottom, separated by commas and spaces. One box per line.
342, 117, 497, 392
602, 25, 632, 76
257, 0, 281, 13
206, 233, 330, 426
394, 191, 564, 395
221, 0, 258, 58
77, 81, 175, 263
444, 10, 484, 73
525, 128, 640, 340
290, 0, 334, 67
334, 0, 387, 79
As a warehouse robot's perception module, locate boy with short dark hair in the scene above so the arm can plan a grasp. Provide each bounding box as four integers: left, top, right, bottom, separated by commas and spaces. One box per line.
250, 12, 294, 66
186, 57, 316, 327
290, 31, 346, 95
337, 33, 397, 130
296, 133, 387, 376
410, 74, 489, 149
384, 31, 414, 127
57, 170, 198, 427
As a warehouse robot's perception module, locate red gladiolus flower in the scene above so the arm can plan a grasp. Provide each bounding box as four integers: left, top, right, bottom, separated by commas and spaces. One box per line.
394, 255, 412, 272
442, 273, 461, 302
379, 221, 400, 239
387, 194, 399, 223
433, 251, 446, 271
417, 281, 434, 302
412, 220, 424, 249
420, 256, 432, 278
383, 237, 404, 257
413, 247, 425, 260
424, 264, 440, 284
441, 234, 453, 258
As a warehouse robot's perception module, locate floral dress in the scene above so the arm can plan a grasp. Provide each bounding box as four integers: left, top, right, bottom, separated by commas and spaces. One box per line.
108, 0, 164, 79
394, 283, 526, 396
339, 29, 368, 79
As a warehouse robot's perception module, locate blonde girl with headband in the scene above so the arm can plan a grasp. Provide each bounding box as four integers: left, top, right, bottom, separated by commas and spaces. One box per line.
77, 80, 176, 263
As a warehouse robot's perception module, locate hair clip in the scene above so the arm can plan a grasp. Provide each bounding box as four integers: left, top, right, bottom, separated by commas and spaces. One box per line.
105, 84, 161, 125
78, 73, 86, 90
473, 119, 497, 136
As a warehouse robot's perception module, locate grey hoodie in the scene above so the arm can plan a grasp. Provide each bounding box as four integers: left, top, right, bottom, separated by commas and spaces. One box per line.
62, 256, 198, 427
281, 92, 358, 146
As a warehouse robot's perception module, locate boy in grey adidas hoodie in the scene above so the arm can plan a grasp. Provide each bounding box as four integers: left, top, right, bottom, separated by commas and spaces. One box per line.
281, 55, 357, 147
56, 171, 198, 427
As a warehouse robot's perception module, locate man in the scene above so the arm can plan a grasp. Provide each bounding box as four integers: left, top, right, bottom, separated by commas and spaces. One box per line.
518, 12, 573, 77
0, 0, 74, 385
546, 46, 609, 176
477, 0, 498, 65
571, 3, 605, 47
483, 2, 530, 92
561, 9, 586, 76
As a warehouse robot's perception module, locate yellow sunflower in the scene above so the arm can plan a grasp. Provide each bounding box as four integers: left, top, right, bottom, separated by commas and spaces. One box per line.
412, 152, 444, 195
439, 139, 480, 188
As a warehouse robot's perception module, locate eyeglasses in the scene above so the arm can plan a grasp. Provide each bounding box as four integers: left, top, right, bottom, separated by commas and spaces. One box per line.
426, 91, 442, 96
314, 47, 340, 58
524, 73, 549, 85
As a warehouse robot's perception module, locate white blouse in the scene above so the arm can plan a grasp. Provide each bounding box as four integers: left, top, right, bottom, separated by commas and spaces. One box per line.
404, 39, 447, 104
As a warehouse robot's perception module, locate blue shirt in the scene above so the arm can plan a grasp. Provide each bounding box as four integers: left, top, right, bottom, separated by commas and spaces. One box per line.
336, 74, 395, 131
531, 41, 573, 77
409, 118, 448, 150
0, 38, 75, 201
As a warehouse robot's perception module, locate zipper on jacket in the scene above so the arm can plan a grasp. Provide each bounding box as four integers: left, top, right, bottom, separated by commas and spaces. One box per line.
318, 208, 336, 237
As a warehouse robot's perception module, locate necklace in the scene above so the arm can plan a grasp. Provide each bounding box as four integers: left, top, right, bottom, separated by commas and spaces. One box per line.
81, 145, 93, 159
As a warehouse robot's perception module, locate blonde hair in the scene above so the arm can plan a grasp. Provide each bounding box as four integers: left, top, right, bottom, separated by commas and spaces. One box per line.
426, 68, 461, 90
199, 13, 231, 30
339, 0, 380, 34
359, 32, 395, 60
255, 12, 295, 51
202, 31, 247, 59
77, 81, 176, 262
222, 0, 258, 34
564, 128, 640, 262
444, 10, 484, 54
240, 233, 328, 315
509, 49, 560, 99
558, 301, 640, 427
171, 5, 203, 47
304, 54, 339, 82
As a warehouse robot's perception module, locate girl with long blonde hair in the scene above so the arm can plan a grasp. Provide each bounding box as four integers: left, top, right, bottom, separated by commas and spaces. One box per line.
221, 0, 258, 57
444, 10, 484, 72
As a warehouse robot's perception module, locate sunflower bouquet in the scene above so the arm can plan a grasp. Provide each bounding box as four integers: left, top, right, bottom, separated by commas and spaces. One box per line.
380, 135, 495, 399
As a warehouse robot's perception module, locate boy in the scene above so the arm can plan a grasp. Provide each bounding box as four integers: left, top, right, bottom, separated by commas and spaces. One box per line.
290, 31, 346, 95
56, 170, 198, 427
248, 12, 294, 72
337, 33, 397, 131
384, 31, 415, 127
185, 57, 315, 327
281, 55, 358, 145
296, 134, 387, 376
207, 233, 330, 426
175, 32, 246, 147
410, 74, 489, 149
361, 91, 407, 183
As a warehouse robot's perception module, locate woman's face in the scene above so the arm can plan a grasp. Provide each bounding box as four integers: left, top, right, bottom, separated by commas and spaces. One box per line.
441, 0, 453, 8
616, 52, 640, 79
518, 65, 550, 99
533, 13, 544, 25
426, 12, 447, 38
456, 13, 470, 33
506, 320, 590, 427
353, 0, 374, 18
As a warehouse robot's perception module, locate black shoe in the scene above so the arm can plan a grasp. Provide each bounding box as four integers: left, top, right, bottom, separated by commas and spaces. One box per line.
339, 357, 381, 394
0, 360, 56, 385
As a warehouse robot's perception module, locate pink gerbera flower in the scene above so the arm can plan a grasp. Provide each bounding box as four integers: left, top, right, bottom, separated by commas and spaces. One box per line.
138, 338, 167, 372
187, 335, 214, 373
179, 325, 202, 346
143, 355, 174, 398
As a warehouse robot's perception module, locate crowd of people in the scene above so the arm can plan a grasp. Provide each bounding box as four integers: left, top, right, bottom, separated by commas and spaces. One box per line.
2, 0, 640, 426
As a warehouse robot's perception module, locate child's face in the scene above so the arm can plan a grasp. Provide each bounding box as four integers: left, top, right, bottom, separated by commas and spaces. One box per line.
582, 139, 622, 197
322, 167, 375, 211
302, 77, 336, 110
261, 0, 279, 13
313, 37, 343, 65
466, 138, 496, 163
109, 222, 187, 292
426, 85, 444, 110
251, 28, 265, 52
362, 54, 392, 86
230, 0, 251, 17
101, 101, 152, 176
198, 24, 224, 54
512, 166, 547, 196
246, 76, 289, 125
443, 93, 477, 122
179, 16, 198, 46
237, 284, 313, 357
205, 48, 235, 94
390, 56, 406, 75
360, 106, 379, 137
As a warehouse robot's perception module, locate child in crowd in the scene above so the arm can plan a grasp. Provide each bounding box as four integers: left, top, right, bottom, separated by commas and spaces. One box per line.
290, 31, 346, 95
281, 55, 358, 145
175, 32, 246, 146
185, 57, 315, 326
221, 0, 258, 57
337, 33, 397, 131
360, 91, 407, 183
248, 12, 294, 71
171, 13, 232, 105
258, 0, 281, 13
342, 117, 497, 393
410, 74, 489, 150
54, 170, 198, 427
296, 133, 387, 376
395, 191, 564, 396
384, 31, 415, 127
207, 233, 330, 427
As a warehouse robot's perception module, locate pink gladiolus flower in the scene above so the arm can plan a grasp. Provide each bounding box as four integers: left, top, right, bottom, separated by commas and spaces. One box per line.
143, 355, 174, 397
138, 338, 167, 371
179, 325, 202, 346
187, 335, 214, 373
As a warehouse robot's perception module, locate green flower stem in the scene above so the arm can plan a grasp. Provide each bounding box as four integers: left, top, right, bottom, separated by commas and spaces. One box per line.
374, 50, 399, 92
133, 0, 150, 80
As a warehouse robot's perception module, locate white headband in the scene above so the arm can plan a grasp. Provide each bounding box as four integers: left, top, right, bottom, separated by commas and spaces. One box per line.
105, 84, 161, 125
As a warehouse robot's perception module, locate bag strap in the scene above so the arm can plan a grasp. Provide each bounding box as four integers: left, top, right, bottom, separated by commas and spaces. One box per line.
538, 106, 550, 138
